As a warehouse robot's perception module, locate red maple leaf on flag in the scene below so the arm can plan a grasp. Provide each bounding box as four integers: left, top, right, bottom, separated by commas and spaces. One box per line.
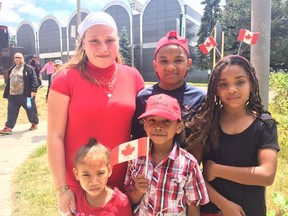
245, 34, 252, 40
121, 144, 135, 157
205, 41, 212, 47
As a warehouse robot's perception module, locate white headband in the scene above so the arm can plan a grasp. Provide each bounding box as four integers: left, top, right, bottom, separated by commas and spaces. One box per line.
77, 12, 118, 38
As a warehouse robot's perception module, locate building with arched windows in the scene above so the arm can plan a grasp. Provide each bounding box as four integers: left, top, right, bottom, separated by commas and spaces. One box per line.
14, 0, 208, 82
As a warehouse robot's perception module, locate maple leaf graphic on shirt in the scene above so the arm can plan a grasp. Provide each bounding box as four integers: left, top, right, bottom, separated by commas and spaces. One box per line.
121, 144, 135, 157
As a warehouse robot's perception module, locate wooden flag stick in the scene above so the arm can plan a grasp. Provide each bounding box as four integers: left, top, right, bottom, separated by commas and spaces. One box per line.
128, 160, 135, 170
221, 31, 225, 57
213, 27, 216, 69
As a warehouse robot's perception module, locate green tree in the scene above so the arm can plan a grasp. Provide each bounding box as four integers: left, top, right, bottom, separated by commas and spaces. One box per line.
221, 0, 251, 58
119, 26, 132, 66
195, 0, 221, 71
220, 0, 288, 71
270, 0, 288, 72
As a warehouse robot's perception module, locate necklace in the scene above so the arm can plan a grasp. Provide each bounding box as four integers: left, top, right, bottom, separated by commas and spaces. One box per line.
91, 64, 118, 98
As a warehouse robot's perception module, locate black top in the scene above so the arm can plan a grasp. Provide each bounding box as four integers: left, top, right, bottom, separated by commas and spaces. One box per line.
201, 114, 280, 216
28, 59, 41, 73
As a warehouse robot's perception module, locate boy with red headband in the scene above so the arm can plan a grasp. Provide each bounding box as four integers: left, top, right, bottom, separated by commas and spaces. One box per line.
125, 93, 209, 215
131, 30, 206, 162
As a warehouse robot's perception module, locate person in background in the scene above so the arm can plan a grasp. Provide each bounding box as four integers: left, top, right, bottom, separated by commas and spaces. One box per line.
131, 30, 206, 162
68, 138, 132, 216
51, 59, 63, 80
125, 93, 209, 215
47, 12, 144, 215
186, 55, 280, 216
40, 59, 54, 100
0, 52, 39, 135
46, 59, 63, 102
28, 55, 42, 88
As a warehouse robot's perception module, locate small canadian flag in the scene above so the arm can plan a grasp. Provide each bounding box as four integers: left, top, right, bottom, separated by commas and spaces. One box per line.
199, 36, 218, 55
111, 137, 149, 166
237, 29, 260, 45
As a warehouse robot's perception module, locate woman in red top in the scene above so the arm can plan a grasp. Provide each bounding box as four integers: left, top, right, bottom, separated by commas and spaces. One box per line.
47, 12, 144, 216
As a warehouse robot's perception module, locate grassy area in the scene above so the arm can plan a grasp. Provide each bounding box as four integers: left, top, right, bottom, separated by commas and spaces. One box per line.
11, 146, 58, 215
1, 77, 287, 215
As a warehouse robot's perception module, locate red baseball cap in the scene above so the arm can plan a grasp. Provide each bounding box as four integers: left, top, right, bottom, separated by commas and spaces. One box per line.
154, 30, 190, 59
138, 94, 181, 121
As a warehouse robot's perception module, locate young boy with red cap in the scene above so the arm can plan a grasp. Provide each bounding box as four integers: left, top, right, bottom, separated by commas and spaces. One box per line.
125, 93, 209, 216
131, 30, 206, 162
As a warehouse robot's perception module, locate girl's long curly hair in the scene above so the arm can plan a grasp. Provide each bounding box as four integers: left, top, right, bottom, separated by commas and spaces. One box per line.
186, 55, 265, 153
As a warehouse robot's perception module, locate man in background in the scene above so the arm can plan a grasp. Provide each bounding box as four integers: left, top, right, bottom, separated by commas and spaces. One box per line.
29, 55, 42, 88
0, 52, 39, 135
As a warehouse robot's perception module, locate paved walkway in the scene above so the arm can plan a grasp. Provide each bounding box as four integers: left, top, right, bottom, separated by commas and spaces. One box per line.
0, 121, 47, 216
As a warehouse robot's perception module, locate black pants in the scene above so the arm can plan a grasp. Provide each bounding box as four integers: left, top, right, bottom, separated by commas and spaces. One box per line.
5, 94, 39, 129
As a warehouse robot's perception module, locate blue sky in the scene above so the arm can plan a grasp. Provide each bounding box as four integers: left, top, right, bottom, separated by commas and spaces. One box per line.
1, 0, 110, 31
0, 0, 217, 35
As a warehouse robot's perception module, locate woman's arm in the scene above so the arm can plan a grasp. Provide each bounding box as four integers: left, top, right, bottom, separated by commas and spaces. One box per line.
47, 89, 69, 189
206, 182, 246, 216
187, 205, 200, 216
47, 90, 76, 213
204, 148, 278, 186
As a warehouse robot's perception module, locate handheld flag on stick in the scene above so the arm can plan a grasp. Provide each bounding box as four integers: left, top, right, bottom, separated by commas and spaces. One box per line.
237, 29, 260, 54
111, 137, 149, 166
237, 29, 260, 45
199, 36, 218, 55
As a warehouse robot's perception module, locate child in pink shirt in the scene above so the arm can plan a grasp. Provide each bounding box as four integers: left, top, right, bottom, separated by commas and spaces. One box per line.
40, 59, 54, 100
